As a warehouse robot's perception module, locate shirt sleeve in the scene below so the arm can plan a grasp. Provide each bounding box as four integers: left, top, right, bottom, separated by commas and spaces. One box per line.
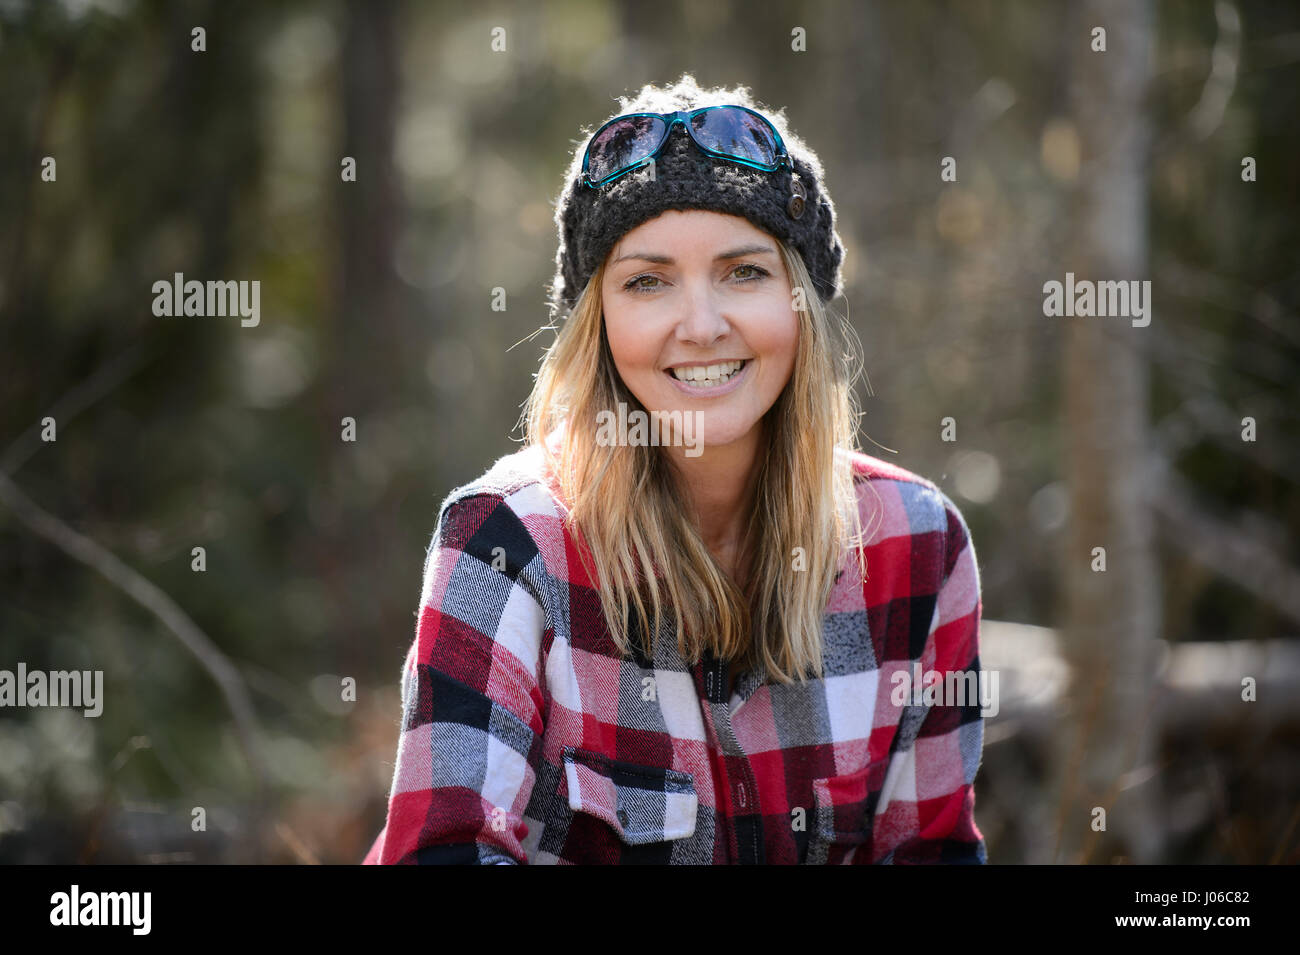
374, 492, 550, 865
872, 489, 988, 864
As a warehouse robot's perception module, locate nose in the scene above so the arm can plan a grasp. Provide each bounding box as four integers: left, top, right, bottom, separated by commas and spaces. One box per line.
673, 281, 731, 348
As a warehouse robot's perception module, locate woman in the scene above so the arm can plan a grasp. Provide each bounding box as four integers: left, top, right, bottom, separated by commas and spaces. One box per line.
365, 75, 987, 864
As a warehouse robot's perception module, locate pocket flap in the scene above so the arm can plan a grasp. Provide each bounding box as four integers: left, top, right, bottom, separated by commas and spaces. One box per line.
811, 757, 890, 843
562, 746, 698, 845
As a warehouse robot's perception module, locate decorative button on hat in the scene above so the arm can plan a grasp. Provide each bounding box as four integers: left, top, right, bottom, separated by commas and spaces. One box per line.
787, 175, 807, 219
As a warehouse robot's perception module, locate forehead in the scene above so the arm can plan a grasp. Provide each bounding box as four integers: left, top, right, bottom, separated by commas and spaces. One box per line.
608, 210, 773, 259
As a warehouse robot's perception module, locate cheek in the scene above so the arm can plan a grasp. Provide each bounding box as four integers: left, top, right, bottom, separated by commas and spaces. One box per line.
603, 311, 659, 380
753, 306, 800, 380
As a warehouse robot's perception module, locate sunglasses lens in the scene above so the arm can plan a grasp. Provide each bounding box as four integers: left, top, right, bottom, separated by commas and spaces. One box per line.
691, 107, 780, 166
586, 115, 667, 183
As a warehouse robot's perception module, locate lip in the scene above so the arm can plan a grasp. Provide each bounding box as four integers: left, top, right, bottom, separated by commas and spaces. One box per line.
663, 358, 751, 398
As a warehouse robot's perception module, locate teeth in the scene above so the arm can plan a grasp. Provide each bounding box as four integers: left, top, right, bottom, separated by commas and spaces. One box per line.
671, 360, 745, 385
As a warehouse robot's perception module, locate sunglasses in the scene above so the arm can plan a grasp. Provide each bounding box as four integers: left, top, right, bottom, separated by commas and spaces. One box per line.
581, 104, 790, 188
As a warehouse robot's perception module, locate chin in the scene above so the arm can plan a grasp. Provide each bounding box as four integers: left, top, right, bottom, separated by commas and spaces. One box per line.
692, 417, 759, 447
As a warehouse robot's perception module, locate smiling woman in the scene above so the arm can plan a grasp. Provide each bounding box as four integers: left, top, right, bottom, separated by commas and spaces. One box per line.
366, 74, 988, 866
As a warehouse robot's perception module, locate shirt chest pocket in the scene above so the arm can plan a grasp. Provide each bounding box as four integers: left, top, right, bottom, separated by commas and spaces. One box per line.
805, 756, 890, 864
561, 746, 698, 846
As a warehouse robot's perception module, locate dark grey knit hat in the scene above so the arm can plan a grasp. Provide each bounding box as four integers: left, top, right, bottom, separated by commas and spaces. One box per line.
549, 74, 844, 316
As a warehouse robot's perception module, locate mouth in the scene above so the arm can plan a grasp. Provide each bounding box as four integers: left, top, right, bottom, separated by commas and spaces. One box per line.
662, 358, 751, 388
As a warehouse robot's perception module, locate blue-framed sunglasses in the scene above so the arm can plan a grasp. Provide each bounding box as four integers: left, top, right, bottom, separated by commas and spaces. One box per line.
581, 104, 790, 188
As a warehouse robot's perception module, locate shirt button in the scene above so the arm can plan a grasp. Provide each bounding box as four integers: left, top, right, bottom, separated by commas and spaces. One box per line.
616, 808, 628, 826
736, 781, 747, 809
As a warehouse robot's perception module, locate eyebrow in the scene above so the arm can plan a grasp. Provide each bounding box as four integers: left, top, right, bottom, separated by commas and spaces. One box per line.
610, 244, 777, 266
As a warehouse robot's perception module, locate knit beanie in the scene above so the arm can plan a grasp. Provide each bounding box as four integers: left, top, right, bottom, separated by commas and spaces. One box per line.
548, 74, 844, 317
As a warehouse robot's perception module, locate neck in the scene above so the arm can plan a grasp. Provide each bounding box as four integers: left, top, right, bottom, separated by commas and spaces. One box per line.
663, 420, 765, 568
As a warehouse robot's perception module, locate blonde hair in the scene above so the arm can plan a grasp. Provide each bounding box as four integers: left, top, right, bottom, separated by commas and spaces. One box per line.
521, 238, 871, 685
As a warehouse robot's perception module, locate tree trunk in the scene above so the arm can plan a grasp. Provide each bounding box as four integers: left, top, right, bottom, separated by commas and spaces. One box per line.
1059, 0, 1163, 864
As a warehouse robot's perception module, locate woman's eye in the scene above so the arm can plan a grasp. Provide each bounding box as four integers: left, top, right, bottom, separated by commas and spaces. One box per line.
732, 263, 770, 282
623, 273, 662, 293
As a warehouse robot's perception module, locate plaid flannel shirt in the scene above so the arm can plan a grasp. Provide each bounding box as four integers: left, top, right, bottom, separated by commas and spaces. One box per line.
364, 442, 986, 864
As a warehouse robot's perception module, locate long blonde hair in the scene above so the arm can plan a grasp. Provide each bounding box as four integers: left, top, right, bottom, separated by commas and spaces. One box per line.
521, 238, 870, 685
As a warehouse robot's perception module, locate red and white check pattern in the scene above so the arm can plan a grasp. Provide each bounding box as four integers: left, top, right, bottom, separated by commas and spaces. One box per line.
364, 442, 986, 864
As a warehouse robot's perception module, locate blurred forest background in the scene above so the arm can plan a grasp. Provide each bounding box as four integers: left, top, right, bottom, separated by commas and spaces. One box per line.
1, 0, 1297, 864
